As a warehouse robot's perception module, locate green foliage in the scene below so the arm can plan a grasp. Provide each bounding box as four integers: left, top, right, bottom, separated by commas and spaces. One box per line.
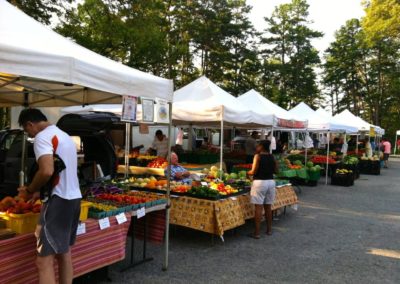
7, 0, 70, 25
362, 0, 400, 41
261, 0, 323, 108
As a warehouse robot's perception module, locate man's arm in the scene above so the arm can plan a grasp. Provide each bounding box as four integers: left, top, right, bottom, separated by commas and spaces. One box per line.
27, 154, 54, 193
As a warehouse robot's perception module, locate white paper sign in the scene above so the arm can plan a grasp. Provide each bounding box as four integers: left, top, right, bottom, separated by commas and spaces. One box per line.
76, 223, 86, 235
98, 217, 111, 230
230, 197, 237, 201
201, 182, 208, 186
137, 207, 146, 219
121, 95, 137, 122
141, 98, 154, 123
292, 204, 298, 211
154, 98, 169, 123
115, 213, 127, 224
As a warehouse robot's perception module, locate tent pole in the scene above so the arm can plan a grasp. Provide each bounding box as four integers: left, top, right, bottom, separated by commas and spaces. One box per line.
220, 109, 224, 178
304, 130, 308, 165
188, 124, 193, 151
163, 102, 173, 271
270, 127, 274, 154
395, 134, 398, 154
356, 135, 359, 154
325, 132, 330, 185
124, 123, 131, 178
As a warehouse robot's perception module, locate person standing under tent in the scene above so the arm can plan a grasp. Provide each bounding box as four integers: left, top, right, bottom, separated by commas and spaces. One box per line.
364, 138, 373, 158
17, 109, 81, 284
148, 129, 169, 158
245, 131, 258, 163
381, 137, 391, 168
247, 140, 278, 239
319, 134, 328, 149
267, 132, 276, 152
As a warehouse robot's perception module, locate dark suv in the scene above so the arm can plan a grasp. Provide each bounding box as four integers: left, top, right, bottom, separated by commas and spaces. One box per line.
0, 112, 121, 199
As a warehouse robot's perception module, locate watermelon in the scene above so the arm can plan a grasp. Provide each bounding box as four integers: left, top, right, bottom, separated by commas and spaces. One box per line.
229, 173, 238, 179
294, 160, 303, 166
306, 161, 314, 168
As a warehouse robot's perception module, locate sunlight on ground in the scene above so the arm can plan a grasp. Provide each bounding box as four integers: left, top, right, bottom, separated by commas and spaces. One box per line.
300, 201, 400, 223
367, 248, 400, 260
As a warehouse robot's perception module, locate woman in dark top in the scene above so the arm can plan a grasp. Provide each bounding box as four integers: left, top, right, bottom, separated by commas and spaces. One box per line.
247, 140, 278, 239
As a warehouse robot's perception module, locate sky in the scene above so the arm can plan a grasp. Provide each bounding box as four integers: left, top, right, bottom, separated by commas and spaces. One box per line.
247, 0, 366, 53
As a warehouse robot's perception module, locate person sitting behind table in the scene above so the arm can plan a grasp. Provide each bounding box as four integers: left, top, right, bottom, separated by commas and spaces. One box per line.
165, 152, 191, 184
147, 130, 168, 158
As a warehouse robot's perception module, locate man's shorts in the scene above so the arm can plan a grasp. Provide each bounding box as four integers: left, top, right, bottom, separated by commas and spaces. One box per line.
384, 153, 389, 161
250, 180, 276, 205
36, 195, 81, 257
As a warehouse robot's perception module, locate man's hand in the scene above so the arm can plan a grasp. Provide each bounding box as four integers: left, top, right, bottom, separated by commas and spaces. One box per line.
175, 172, 183, 179
27, 191, 40, 204
17, 186, 32, 201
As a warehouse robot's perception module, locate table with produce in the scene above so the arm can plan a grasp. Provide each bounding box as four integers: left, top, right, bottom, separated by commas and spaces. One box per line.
116, 160, 298, 237
0, 182, 169, 283
0, 194, 131, 284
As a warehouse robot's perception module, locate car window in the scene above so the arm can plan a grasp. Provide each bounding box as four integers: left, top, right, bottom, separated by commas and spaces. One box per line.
1, 132, 19, 151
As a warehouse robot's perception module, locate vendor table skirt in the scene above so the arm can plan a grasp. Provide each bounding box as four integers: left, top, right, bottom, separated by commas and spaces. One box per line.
169, 185, 297, 236
0, 215, 131, 284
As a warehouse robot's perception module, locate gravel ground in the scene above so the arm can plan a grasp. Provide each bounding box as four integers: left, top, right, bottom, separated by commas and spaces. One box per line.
101, 159, 400, 284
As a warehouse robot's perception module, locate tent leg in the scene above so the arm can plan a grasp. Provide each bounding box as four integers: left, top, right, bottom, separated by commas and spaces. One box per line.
325, 132, 330, 185
220, 118, 224, 178
356, 135, 359, 154
124, 123, 131, 178
163, 102, 173, 271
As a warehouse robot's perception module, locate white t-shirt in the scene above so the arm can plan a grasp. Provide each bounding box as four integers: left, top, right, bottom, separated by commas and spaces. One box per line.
151, 137, 169, 158
34, 125, 82, 200
268, 135, 276, 151
176, 129, 184, 145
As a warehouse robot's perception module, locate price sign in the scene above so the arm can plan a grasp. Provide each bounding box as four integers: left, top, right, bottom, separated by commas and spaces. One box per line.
115, 213, 127, 224
292, 204, 298, 211
137, 207, 146, 219
98, 217, 111, 230
76, 223, 86, 235
230, 197, 237, 201
201, 182, 208, 186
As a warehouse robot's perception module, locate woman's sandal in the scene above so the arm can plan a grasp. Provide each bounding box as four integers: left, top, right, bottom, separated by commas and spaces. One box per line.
247, 233, 260, 239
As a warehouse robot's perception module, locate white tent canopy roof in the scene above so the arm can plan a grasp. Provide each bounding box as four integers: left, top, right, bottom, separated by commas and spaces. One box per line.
289, 102, 358, 133
0, 0, 173, 107
334, 109, 384, 135
237, 89, 307, 128
172, 76, 274, 127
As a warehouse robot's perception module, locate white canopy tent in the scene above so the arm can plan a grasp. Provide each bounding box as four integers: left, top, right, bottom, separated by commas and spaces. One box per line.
238, 89, 307, 129
172, 76, 274, 127
173, 76, 275, 175
289, 103, 358, 133
289, 103, 358, 185
0, 0, 174, 270
334, 110, 385, 136
0, 0, 173, 107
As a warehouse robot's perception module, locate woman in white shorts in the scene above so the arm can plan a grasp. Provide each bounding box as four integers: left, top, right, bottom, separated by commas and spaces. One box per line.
247, 140, 278, 239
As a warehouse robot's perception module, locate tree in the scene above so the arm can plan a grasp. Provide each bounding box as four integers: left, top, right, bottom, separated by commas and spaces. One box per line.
262, 0, 322, 108
362, 0, 400, 41
7, 0, 70, 25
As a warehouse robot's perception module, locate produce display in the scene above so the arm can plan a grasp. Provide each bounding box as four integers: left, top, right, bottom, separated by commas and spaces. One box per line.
335, 168, 353, 175
87, 190, 167, 218
360, 154, 380, 161
311, 155, 336, 164
343, 156, 359, 165
232, 163, 252, 169
147, 157, 168, 168
0, 196, 41, 214
85, 184, 124, 197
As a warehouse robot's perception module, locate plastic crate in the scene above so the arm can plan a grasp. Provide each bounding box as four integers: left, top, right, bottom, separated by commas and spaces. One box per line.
79, 201, 91, 221
331, 174, 354, 187
2, 212, 39, 235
